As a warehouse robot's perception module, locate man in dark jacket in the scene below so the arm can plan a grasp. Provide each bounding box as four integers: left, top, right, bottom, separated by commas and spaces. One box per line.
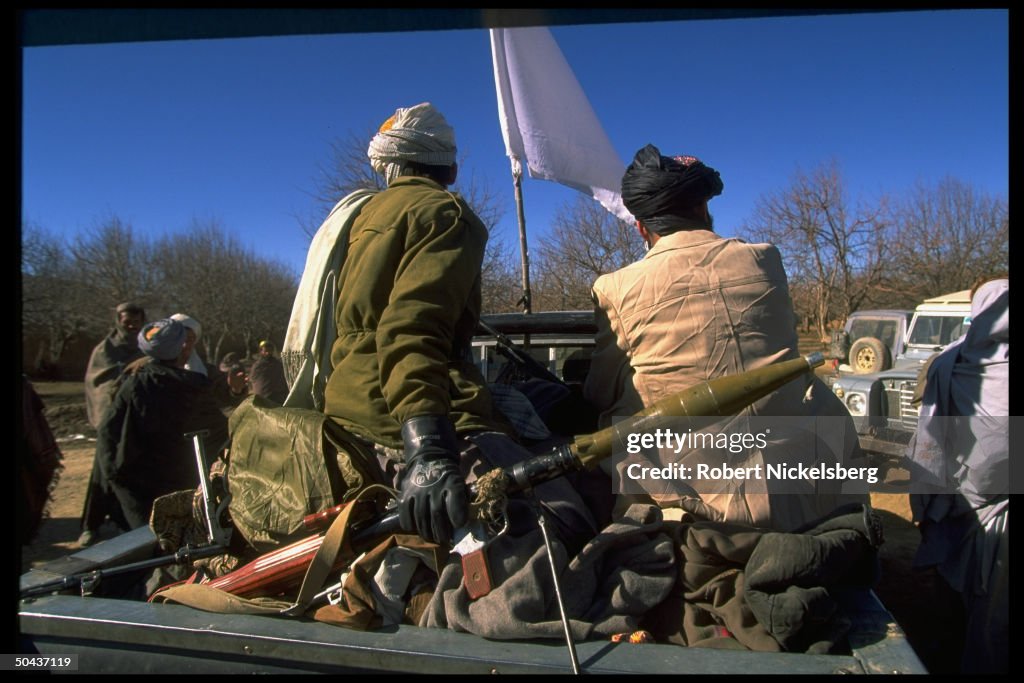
248, 340, 288, 404
95, 318, 228, 530
209, 352, 250, 416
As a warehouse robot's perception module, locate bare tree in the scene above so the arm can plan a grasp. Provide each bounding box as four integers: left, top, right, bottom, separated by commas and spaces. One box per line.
69, 215, 158, 324
153, 219, 241, 364
314, 128, 387, 203
152, 219, 297, 365
21, 222, 92, 374
883, 177, 1008, 304
296, 127, 386, 238
531, 196, 645, 311
22, 216, 297, 377
231, 254, 298, 359
479, 231, 521, 314
739, 160, 891, 341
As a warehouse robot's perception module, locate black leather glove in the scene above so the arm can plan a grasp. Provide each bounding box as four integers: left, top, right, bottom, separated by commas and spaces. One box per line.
397, 415, 469, 545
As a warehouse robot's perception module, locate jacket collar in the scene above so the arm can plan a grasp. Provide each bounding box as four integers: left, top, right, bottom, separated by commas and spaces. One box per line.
388, 175, 445, 191
645, 229, 721, 259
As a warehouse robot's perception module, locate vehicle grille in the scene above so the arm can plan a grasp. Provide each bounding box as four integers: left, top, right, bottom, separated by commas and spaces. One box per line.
898, 382, 921, 429
885, 380, 920, 429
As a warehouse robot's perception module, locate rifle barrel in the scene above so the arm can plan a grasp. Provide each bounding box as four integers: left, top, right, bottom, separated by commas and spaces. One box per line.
20, 543, 226, 599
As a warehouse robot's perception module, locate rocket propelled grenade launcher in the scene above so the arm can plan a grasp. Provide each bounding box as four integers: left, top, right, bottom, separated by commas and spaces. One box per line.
571, 351, 826, 469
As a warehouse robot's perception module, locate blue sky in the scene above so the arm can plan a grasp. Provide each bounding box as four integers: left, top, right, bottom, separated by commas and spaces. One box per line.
21, 9, 1008, 279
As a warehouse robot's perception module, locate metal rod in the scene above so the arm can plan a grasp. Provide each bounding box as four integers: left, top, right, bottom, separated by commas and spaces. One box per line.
21, 543, 226, 599
512, 168, 532, 314
185, 430, 217, 545
535, 500, 580, 675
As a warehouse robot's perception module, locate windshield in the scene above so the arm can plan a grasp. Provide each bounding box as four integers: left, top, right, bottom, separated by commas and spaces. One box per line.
907, 314, 971, 347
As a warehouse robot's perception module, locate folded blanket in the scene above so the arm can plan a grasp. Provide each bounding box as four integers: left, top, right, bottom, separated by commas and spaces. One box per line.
422, 503, 676, 641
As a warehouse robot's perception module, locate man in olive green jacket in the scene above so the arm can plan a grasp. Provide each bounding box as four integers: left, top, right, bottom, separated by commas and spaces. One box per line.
323, 102, 595, 548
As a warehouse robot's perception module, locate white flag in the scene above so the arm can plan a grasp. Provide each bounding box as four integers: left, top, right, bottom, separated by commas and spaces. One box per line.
490, 26, 633, 223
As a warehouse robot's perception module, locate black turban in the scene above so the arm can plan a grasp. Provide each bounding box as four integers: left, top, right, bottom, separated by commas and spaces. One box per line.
621, 144, 723, 234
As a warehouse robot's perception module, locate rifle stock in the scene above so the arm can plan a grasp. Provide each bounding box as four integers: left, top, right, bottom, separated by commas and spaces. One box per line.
197, 353, 823, 600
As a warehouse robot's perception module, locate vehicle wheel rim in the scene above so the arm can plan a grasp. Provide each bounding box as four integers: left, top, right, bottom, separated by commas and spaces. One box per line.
856, 348, 875, 370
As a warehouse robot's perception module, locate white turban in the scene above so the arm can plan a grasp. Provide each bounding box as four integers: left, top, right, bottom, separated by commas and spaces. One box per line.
170, 312, 208, 376
367, 102, 457, 184
170, 312, 201, 341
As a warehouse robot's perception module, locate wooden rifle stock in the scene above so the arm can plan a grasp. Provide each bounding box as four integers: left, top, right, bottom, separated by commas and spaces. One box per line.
201, 353, 823, 599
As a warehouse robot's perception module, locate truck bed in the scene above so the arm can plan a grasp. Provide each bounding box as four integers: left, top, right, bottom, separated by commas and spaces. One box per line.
18, 526, 927, 674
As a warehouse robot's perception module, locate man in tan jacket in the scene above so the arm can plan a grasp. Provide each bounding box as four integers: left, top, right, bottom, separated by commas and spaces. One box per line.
584, 144, 867, 531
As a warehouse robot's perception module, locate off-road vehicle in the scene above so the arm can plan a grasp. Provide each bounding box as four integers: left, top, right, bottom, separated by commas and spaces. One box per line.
828, 310, 913, 377
831, 290, 972, 458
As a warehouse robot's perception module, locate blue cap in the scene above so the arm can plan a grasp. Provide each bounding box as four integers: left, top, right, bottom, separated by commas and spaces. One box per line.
138, 319, 188, 361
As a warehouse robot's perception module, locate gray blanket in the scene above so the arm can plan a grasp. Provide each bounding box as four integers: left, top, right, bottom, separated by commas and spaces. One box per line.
422, 503, 676, 640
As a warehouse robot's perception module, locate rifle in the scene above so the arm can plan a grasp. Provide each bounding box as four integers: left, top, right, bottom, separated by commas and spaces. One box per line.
20, 542, 227, 599
477, 318, 565, 385
194, 353, 825, 600
185, 429, 233, 548
21, 430, 231, 600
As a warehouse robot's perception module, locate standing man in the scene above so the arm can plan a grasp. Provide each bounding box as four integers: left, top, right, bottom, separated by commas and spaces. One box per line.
907, 277, 1008, 674
78, 301, 145, 546
584, 144, 866, 531
95, 318, 228, 530
322, 102, 596, 547
209, 352, 250, 416
84, 302, 146, 426
248, 339, 288, 404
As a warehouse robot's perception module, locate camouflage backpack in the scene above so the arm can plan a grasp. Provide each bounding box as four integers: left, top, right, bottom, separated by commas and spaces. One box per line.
224, 395, 387, 552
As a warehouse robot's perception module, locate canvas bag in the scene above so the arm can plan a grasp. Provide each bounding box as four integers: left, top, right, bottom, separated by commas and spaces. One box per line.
225, 394, 387, 552
150, 484, 430, 620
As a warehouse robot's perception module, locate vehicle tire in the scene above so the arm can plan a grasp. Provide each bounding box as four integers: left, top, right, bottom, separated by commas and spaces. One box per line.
849, 337, 891, 374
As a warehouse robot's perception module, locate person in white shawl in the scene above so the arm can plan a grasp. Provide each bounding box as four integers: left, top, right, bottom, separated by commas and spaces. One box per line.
906, 277, 1008, 674
170, 313, 207, 376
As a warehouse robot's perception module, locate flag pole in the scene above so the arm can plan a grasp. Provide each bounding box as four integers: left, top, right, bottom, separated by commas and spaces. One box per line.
512, 165, 532, 315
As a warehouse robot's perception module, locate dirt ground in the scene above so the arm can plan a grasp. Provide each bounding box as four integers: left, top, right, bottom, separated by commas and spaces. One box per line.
22, 380, 957, 673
